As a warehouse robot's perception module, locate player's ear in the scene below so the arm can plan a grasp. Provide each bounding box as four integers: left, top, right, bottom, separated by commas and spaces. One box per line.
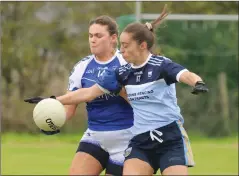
111, 34, 118, 43
139, 41, 147, 50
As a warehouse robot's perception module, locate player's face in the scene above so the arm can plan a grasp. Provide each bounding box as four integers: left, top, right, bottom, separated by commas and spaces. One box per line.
89, 24, 114, 56
120, 32, 142, 64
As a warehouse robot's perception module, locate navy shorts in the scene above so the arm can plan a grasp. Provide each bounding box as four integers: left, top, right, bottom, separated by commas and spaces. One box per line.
124, 121, 195, 173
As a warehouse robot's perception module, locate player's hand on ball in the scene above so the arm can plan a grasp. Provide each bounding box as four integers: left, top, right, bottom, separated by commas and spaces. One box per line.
191, 81, 209, 95
40, 129, 60, 135
24, 96, 56, 104
33, 98, 66, 135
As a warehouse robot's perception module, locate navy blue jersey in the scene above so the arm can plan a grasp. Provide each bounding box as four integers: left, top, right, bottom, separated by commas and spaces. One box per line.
98, 54, 188, 135
68, 51, 133, 131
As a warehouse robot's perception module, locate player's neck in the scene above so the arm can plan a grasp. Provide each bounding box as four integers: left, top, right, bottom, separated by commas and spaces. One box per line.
95, 50, 115, 62
133, 51, 151, 66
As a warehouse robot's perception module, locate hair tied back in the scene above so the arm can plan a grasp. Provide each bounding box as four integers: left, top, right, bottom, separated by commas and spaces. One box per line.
145, 22, 153, 31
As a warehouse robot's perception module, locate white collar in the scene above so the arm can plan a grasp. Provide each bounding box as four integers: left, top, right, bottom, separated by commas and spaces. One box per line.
131, 53, 152, 69
93, 50, 119, 65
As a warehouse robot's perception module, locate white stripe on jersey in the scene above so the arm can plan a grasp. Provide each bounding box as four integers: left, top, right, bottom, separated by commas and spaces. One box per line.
150, 57, 164, 62
147, 62, 162, 67
176, 69, 189, 82
149, 59, 163, 64
147, 56, 169, 67
148, 57, 164, 66
81, 77, 97, 83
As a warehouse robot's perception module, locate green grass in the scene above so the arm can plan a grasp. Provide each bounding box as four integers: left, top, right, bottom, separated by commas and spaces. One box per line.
1, 133, 238, 175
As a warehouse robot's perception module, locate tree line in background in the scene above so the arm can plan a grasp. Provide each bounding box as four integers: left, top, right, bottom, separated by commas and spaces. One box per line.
1, 1, 238, 136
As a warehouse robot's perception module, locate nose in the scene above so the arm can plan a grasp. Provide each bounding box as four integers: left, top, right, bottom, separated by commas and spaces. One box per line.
89, 36, 96, 43
120, 46, 124, 54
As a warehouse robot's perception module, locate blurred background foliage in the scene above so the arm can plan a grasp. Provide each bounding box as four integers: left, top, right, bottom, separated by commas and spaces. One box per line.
1, 1, 238, 136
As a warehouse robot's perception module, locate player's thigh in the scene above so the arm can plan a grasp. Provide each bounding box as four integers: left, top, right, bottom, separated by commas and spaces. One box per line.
123, 158, 154, 175
69, 130, 109, 175
69, 151, 103, 175
123, 147, 154, 175
162, 165, 188, 175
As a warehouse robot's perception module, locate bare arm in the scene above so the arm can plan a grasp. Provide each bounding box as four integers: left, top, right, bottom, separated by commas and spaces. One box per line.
56, 84, 104, 105
179, 71, 203, 86
65, 104, 77, 120
63, 91, 78, 120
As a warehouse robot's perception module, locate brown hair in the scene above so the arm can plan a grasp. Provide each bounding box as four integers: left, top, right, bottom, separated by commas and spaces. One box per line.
89, 15, 119, 36
123, 5, 168, 52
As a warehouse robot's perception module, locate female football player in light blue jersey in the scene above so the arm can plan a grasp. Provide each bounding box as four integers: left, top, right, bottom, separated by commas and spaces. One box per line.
25, 16, 134, 176
41, 5, 209, 175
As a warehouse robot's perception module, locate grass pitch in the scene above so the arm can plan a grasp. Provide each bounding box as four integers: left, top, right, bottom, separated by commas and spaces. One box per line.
1, 133, 238, 175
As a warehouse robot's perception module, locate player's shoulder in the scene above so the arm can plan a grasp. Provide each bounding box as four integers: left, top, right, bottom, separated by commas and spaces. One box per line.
70, 55, 93, 76
73, 55, 93, 69
75, 55, 93, 66
148, 54, 172, 66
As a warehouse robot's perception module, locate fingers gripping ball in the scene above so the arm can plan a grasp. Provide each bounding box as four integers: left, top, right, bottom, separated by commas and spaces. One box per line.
33, 98, 66, 131
97, 69, 122, 94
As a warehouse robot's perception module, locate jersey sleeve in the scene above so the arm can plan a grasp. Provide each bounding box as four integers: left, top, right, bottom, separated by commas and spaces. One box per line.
116, 63, 131, 85
67, 56, 92, 91
67, 63, 82, 91
96, 63, 131, 94
96, 68, 122, 94
161, 58, 188, 85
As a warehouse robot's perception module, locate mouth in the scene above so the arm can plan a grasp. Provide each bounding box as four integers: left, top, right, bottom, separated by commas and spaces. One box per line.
122, 53, 127, 57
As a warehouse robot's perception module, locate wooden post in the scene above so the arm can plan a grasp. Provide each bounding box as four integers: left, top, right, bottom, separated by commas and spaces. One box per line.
218, 72, 230, 135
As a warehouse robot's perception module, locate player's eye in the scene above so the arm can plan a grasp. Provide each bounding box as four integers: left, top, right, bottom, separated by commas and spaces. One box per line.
96, 34, 103, 38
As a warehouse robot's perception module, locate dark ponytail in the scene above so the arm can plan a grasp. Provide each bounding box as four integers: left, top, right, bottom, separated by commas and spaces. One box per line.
123, 4, 169, 53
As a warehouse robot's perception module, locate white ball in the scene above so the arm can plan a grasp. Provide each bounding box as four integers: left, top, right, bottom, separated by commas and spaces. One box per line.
33, 98, 66, 131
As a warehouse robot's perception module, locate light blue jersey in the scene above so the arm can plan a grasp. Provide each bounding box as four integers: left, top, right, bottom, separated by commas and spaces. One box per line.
68, 51, 134, 131
98, 54, 188, 135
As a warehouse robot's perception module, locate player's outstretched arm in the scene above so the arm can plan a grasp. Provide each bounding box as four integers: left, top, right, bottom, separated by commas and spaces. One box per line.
57, 68, 123, 105
24, 69, 122, 105
57, 85, 127, 105
24, 86, 104, 106
179, 71, 209, 94
56, 84, 105, 105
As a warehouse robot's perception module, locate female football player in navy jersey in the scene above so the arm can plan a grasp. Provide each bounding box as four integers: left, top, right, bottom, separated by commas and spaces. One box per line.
26, 5, 208, 176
